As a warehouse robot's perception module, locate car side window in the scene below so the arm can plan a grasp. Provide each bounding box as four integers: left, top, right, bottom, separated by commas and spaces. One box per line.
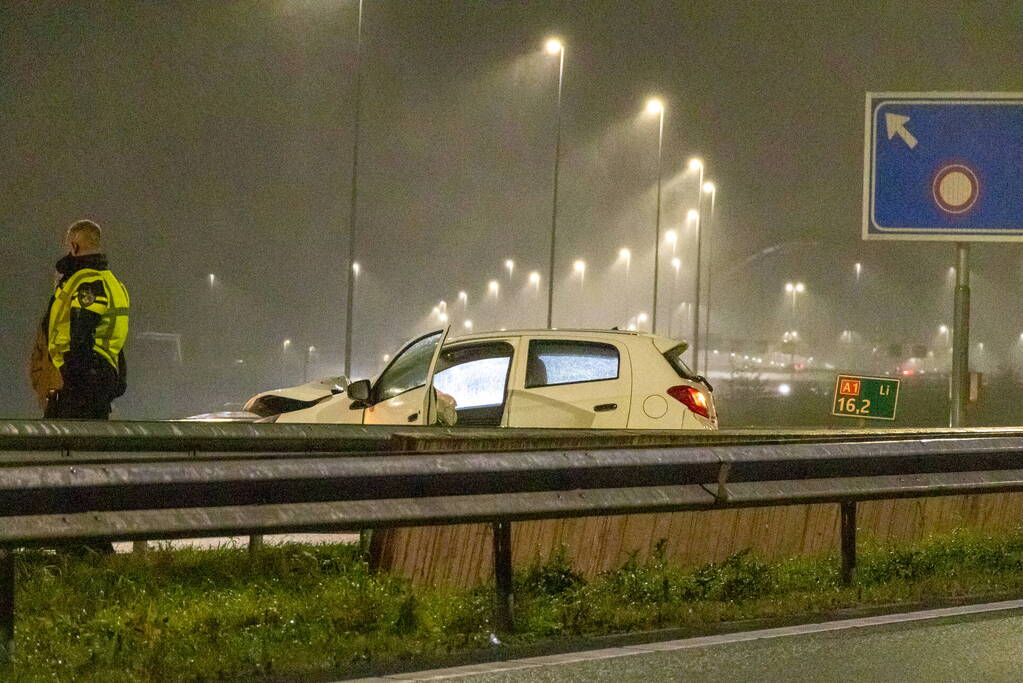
433, 342, 514, 408
525, 340, 619, 388
372, 331, 443, 402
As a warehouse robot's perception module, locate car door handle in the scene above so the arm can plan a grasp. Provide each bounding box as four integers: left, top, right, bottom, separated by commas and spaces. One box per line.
407, 412, 419, 422
593, 403, 618, 412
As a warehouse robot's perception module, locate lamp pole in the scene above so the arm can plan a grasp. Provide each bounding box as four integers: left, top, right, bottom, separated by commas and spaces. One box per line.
690, 159, 705, 373
342, 0, 364, 379
701, 182, 716, 373
544, 38, 565, 329
647, 99, 665, 334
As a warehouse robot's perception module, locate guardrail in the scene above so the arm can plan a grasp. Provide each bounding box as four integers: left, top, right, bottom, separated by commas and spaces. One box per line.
2, 420, 1023, 657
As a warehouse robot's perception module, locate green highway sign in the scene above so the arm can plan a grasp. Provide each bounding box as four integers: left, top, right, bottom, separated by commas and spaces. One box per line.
831, 374, 900, 420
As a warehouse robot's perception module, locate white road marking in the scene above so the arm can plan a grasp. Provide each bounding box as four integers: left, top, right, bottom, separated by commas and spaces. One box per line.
352, 599, 1023, 681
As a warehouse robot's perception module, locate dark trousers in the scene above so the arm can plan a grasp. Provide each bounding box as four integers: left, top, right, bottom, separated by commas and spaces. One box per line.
44, 360, 118, 420
43, 358, 119, 554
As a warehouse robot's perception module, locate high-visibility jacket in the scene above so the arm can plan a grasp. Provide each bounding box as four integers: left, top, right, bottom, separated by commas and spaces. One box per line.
48, 266, 130, 371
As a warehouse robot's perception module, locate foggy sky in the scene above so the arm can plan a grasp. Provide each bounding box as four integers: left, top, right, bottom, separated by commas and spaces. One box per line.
2, 1, 1022, 418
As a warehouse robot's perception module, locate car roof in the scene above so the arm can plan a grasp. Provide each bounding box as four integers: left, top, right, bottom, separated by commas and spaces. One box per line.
446, 328, 688, 352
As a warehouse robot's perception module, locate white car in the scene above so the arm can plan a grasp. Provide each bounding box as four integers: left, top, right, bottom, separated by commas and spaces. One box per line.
248, 328, 717, 430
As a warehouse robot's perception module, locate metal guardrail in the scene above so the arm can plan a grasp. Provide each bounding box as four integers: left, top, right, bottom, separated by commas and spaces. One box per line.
3, 421, 1023, 656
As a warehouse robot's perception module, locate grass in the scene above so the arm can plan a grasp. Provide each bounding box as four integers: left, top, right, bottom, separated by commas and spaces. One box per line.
9, 528, 1023, 681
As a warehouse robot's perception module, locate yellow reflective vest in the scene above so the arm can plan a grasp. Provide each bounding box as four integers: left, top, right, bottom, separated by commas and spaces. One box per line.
48, 267, 130, 371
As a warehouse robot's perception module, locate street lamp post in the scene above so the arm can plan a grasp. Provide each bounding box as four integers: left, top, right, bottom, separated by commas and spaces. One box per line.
701, 182, 716, 374
689, 158, 705, 373
647, 99, 665, 334
544, 38, 565, 329
343, 0, 365, 379
670, 257, 681, 338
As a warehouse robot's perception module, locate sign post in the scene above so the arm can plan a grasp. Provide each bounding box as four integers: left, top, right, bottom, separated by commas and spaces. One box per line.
863, 92, 1023, 427
832, 374, 901, 421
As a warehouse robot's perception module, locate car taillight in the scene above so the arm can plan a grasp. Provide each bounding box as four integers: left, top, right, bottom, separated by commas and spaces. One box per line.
667, 385, 710, 419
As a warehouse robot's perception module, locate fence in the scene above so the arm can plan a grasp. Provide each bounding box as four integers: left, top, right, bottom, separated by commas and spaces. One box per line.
2, 419, 1023, 655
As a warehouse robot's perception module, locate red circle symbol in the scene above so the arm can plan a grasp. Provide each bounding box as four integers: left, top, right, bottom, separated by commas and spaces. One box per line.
932, 164, 979, 214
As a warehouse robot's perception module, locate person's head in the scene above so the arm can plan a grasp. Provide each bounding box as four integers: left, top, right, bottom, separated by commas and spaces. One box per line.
65, 219, 102, 256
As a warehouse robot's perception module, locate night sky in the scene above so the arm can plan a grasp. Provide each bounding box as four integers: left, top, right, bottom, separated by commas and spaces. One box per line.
2, 1, 1022, 418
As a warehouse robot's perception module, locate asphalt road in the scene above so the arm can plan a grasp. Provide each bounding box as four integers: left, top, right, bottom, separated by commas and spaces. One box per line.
361, 601, 1023, 683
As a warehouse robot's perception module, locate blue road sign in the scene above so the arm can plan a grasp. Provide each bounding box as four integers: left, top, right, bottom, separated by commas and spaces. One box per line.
863, 92, 1023, 241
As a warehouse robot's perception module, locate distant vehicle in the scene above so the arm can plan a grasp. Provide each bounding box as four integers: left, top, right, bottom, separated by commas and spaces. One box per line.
247, 328, 717, 430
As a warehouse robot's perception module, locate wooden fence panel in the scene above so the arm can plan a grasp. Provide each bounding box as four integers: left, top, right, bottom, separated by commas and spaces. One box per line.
370, 493, 1023, 588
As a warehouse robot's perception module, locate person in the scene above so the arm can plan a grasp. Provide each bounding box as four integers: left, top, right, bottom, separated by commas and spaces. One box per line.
45, 219, 130, 420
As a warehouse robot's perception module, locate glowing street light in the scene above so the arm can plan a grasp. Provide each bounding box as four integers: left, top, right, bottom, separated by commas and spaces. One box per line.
785, 282, 806, 314
573, 259, 586, 274
619, 247, 631, 261
854, 262, 862, 281
544, 36, 566, 329
352, 262, 361, 276
208, 273, 216, 285
671, 257, 681, 271
687, 209, 699, 222
458, 291, 468, 308
439, 312, 449, 323
464, 319, 473, 330
504, 259, 515, 279
529, 271, 541, 289
688, 157, 703, 172
488, 280, 500, 295
645, 98, 664, 115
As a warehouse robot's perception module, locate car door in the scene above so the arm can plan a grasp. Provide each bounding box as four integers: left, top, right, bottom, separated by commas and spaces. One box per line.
505, 336, 632, 428
432, 339, 517, 427
363, 328, 449, 425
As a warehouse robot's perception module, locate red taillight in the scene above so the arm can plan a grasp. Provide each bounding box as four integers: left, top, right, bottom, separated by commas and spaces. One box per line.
667, 385, 711, 419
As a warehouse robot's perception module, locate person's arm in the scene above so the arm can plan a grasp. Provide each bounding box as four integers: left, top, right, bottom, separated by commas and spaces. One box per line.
64, 280, 108, 380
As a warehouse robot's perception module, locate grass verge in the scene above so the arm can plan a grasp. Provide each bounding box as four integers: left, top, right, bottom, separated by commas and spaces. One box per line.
9, 528, 1023, 681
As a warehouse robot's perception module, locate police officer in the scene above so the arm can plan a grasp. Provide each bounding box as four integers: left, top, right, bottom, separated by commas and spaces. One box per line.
45, 219, 130, 419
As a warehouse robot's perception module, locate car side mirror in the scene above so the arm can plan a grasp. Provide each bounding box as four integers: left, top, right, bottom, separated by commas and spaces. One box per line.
347, 379, 371, 402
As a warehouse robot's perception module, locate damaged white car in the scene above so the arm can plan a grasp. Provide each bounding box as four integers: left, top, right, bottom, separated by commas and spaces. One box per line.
246, 328, 717, 430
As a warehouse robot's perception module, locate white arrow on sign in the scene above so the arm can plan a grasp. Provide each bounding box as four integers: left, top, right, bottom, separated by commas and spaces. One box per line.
885, 113, 918, 149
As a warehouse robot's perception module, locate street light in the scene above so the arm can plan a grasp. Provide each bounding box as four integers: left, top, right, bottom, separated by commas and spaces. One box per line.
544, 37, 566, 329
854, 262, 862, 282
647, 98, 666, 334
573, 259, 586, 287
529, 271, 540, 288
488, 280, 499, 296
505, 259, 514, 280
343, 0, 366, 379
689, 158, 705, 372
701, 181, 716, 373
464, 319, 473, 330
785, 282, 806, 339
352, 262, 361, 277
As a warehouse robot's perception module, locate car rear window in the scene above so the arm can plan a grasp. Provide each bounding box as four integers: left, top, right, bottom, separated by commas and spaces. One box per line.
663, 344, 698, 379
525, 340, 619, 388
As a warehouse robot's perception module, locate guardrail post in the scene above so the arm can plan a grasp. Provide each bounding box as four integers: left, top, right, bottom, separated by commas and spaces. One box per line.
249, 534, 264, 557
840, 502, 857, 586
492, 521, 514, 633
0, 547, 14, 662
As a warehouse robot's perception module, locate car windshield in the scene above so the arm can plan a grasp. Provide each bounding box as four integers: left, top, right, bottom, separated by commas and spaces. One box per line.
373, 331, 443, 401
